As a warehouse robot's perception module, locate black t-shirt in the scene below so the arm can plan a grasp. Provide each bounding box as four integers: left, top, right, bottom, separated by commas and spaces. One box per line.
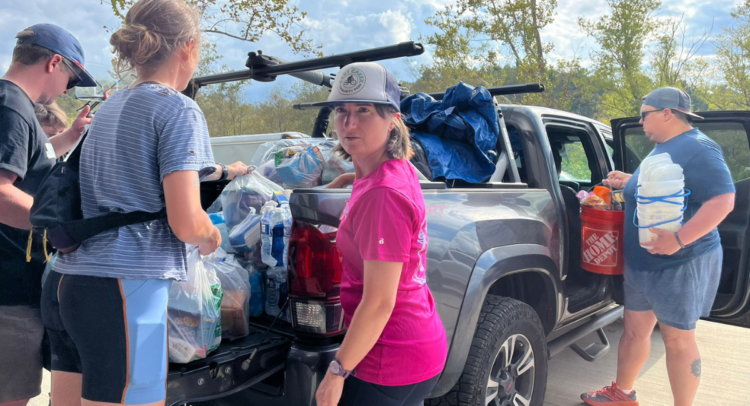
0, 79, 56, 307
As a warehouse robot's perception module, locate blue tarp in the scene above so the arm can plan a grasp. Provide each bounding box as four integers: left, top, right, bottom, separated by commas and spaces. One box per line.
401, 83, 499, 183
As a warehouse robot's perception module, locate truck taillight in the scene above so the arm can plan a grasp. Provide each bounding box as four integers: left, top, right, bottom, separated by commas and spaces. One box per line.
288, 220, 344, 335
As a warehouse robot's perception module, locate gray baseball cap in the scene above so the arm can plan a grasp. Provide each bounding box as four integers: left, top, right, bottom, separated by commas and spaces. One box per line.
642, 87, 703, 120
310, 62, 401, 112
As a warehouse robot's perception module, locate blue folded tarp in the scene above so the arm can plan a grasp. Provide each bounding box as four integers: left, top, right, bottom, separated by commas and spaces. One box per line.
401, 83, 499, 183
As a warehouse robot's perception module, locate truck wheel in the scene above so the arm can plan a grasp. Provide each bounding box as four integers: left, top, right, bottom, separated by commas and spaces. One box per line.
427, 295, 548, 406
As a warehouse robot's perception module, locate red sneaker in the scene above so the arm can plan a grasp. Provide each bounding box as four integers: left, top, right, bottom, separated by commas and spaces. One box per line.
581, 381, 639, 406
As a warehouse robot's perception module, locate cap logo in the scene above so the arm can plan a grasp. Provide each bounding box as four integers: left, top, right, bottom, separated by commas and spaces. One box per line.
339, 67, 366, 95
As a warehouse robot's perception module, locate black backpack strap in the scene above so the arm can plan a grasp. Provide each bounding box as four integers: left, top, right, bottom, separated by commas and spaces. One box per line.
47, 209, 167, 250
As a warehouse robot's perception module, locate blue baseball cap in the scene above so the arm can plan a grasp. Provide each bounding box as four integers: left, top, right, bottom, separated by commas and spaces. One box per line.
642, 87, 703, 120
16, 24, 97, 88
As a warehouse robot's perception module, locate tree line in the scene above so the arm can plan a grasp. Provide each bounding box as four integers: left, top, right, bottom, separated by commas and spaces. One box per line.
56, 0, 750, 136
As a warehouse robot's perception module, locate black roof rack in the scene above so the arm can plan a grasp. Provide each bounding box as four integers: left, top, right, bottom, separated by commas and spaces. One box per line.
292, 83, 545, 110
184, 41, 425, 98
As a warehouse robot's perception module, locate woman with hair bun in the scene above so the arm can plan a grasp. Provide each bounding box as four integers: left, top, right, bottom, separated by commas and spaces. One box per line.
40, 1, 220, 405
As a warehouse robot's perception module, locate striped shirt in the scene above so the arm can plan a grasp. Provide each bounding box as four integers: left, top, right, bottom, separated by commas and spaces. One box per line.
54, 83, 214, 280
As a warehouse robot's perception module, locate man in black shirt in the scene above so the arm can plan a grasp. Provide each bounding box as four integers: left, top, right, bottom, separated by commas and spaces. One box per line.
0, 24, 95, 406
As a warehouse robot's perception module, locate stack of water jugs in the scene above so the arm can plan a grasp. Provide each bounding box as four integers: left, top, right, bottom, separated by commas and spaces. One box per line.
636, 153, 688, 247
260, 202, 293, 321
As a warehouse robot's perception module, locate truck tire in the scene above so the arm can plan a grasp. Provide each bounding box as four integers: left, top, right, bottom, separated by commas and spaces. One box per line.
427, 295, 548, 406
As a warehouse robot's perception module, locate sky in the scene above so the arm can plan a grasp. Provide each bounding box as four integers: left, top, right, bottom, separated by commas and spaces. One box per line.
0, 0, 743, 102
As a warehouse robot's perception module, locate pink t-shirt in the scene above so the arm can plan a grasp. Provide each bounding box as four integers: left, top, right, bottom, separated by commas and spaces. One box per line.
337, 159, 447, 386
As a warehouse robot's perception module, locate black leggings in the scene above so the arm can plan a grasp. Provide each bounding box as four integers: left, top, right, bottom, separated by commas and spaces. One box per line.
339, 374, 440, 406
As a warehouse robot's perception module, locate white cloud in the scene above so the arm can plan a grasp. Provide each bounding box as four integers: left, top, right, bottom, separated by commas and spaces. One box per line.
0, 0, 740, 99
379, 10, 413, 43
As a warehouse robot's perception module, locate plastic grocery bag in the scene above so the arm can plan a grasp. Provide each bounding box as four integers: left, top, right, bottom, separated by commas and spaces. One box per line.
250, 134, 311, 166
213, 253, 251, 340
167, 247, 224, 363
257, 159, 283, 186
276, 145, 325, 188
220, 171, 284, 231
321, 148, 355, 185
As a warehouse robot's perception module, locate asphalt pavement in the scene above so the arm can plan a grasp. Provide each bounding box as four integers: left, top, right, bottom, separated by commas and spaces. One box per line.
31, 319, 749, 406
544, 318, 750, 406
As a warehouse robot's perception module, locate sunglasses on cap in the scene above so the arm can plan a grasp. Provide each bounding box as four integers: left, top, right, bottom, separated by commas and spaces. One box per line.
60, 58, 82, 90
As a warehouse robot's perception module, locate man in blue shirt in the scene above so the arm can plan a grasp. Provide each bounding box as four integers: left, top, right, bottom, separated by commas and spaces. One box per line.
581, 88, 736, 406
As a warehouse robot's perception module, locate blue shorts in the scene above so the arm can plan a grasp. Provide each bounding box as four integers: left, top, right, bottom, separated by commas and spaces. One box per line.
41, 271, 171, 404
624, 248, 722, 330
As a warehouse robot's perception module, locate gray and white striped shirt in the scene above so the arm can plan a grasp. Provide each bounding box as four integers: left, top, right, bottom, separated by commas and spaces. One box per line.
54, 83, 214, 280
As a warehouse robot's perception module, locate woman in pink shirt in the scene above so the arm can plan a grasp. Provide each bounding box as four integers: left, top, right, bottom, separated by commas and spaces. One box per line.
315, 62, 447, 406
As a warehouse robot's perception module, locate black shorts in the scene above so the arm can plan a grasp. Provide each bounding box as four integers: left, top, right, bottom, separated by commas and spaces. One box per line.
339, 374, 440, 406
41, 271, 171, 404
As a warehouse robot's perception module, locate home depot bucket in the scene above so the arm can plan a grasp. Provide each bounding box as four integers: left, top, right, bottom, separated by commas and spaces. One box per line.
581, 206, 624, 275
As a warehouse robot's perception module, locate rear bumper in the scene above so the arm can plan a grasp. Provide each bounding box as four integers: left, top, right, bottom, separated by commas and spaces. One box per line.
211, 341, 341, 406
282, 342, 340, 406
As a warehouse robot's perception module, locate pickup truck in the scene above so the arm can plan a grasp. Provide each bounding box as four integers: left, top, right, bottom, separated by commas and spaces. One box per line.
168, 42, 750, 406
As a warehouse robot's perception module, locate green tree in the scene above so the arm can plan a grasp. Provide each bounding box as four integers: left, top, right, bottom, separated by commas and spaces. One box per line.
422, 0, 557, 102
650, 15, 710, 88
107, 0, 321, 56
580, 0, 660, 117
714, 0, 750, 109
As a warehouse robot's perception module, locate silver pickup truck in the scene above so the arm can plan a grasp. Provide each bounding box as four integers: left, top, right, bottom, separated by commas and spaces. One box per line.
177, 43, 750, 406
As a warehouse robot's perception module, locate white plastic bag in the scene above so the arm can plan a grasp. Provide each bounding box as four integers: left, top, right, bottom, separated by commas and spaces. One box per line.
213, 254, 251, 340
321, 147, 354, 185
220, 171, 284, 231
250, 135, 311, 166
167, 247, 223, 363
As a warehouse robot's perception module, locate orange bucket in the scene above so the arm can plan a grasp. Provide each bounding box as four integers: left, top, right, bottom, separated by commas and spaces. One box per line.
580, 206, 624, 275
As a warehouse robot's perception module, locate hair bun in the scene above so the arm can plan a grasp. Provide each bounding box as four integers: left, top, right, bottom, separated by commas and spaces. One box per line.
109, 0, 200, 76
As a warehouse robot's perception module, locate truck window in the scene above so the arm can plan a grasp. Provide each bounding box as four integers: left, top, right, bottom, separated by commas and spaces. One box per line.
623, 122, 750, 182
546, 125, 597, 185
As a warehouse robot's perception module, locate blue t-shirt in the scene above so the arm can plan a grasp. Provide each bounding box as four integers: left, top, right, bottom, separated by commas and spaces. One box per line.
623, 128, 735, 272
54, 83, 215, 280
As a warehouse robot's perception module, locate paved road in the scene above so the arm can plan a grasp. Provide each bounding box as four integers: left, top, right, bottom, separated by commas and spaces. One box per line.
31, 319, 749, 406
545, 318, 750, 406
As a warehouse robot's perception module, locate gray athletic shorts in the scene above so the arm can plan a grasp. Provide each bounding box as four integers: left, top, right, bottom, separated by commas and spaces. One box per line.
0, 305, 44, 402
624, 248, 722, 330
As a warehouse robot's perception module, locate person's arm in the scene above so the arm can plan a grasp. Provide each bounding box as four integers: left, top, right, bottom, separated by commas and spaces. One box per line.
200, 161, 249, 182
48, 106, 91, 158
677, 193, 735, 245
336, 260, 401, 368
0, 170, 33, 230
163, 170, 220, 254
646, 193, 735, 255
325, 173, 356, 189
159, 107, 220, 254
315, 260, 402, 406
603, 170, 632, 189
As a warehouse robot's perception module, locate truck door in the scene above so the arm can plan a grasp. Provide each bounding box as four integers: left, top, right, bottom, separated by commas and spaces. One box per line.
611, 111, 750, 328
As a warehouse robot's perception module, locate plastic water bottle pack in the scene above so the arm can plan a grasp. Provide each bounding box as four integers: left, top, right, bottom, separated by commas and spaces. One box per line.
260, 202, 278, 267
634, 153, 691, 247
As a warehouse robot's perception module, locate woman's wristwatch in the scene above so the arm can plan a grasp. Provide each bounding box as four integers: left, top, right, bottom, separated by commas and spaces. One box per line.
218, 163, 229, 181
329, 359, 355, 378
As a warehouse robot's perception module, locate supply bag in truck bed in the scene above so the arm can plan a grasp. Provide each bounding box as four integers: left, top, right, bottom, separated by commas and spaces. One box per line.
401, 82, 500, 183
